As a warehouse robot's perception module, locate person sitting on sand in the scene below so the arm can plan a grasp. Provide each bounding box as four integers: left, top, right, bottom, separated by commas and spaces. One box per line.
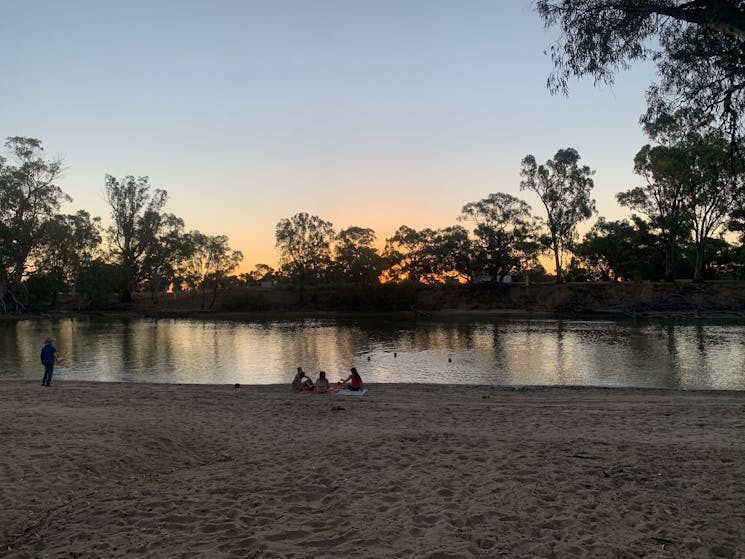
292, 367, 314, 392
339, 367, 363, 391
315, 371, 330, 393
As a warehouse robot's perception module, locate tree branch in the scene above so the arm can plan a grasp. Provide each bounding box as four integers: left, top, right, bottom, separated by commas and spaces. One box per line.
611, 0, 745, 41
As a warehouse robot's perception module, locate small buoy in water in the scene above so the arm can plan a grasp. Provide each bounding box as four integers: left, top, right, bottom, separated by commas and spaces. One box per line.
234, 383, 240, 389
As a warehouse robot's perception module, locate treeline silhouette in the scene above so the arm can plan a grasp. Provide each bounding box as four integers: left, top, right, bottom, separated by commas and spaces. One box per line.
2, 129, 745, 313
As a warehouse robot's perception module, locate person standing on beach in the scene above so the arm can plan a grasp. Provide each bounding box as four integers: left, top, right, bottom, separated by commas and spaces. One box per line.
40, 337, 57, 387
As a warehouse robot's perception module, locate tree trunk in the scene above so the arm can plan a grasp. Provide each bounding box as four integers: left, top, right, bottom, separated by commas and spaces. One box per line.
150, 275, 161, 304
120, 287, 133, 303
693, 240, 706, 283
553, 238, 563, 284
209, 283, 219, 310
664, 237, 676, 282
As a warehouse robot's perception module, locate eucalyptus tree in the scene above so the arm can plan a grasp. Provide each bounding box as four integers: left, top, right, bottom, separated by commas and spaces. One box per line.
275, 212, 335, 294
682, 130, 743, 281
619, 111, 742, 281
459, 192, 540, 282
382, 225, 432, 283
140, 214, 186, 301
104, 174, 173, 302
241, 263, 277, 285
0, 137, 68, 310
520, 148, 596, 283
682, 237, 738, 280
334, 226, 384, 285
383, 225, 472, 284
204, 235, 243, 307
29, 210, 102, 303
575, 218, 647, 281
426, 225, 473, 283
174, 231, 243, 309
535, 1, 745, 147
617, 144, 691, 281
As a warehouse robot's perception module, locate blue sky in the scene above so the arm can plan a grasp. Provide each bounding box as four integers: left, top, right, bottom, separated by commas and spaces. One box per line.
2, 0, 658, 270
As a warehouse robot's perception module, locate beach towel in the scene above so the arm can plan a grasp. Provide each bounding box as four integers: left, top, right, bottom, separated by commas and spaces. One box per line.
336, 389, 367, 396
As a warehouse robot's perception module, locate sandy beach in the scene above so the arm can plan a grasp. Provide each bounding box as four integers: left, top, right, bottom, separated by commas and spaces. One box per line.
1, 381, 744, 558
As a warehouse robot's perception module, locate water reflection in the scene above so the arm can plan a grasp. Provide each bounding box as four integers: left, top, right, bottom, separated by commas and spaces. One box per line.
1, 317, 744, 390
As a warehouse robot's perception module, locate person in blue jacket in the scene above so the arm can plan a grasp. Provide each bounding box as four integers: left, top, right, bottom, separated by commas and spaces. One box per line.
40, 337, 57, 387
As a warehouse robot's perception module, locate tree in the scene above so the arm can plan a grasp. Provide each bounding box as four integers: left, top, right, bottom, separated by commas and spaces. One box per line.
459, 192, 541, 282
426, 226, 473, 283
682, 130, 742, 281
382, 225, 472, 284
28, 210, 102, 303
617, 143, 691, 281
520, 148, 596, 283
241, 263, 276, 285
202, 235, 243, 309
0, 137, 68, 311
175, 231, 243, 309
575, 218, 647, 281
104, 175, 170, 302
333, 226, 384, 285
275, 212, 335, 296
382, 226, 432, 283
140, 214, 186, 302
682, 236, 737, 280
75, 259, 120, 308
620, 111, 742, 281
536, 1, 745, 149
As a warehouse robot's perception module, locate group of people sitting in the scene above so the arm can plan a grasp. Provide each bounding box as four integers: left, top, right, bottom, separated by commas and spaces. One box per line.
292, 366, 363, 393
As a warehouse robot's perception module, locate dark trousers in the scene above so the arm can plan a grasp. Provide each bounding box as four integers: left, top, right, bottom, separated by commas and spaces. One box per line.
42, 364, 54, 386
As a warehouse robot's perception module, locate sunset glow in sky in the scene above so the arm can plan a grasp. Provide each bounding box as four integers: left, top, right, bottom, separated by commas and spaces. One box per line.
2, 0, 657, 271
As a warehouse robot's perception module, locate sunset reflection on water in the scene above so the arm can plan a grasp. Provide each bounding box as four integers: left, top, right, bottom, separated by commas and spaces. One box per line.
2, 317, 745, 390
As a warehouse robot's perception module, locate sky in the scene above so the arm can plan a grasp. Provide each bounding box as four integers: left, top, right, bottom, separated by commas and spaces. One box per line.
1, 0, 658, 272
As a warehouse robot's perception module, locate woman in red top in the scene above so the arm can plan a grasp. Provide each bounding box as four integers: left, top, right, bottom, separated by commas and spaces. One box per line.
340, 367, 363, 391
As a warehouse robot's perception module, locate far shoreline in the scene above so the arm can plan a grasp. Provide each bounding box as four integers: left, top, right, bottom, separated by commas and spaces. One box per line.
2, 306, 744, 323
3, 281, 745, 322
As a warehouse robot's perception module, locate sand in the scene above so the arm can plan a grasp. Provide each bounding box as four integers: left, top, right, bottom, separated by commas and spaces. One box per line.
1, 381, 744, 559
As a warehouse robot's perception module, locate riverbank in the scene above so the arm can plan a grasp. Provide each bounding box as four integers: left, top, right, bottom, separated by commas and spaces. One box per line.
2, 381, 744, 558
5, 281, 745, 322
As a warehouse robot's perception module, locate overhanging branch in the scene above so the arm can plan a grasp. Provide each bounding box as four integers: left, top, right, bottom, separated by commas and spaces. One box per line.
610, 0, 745, 41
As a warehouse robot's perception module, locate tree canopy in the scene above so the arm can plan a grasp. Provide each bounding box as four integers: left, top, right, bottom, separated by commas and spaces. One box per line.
536, 1, 745, 145
275, 212, 335, 292
0, 137, 68, 310
520, 148, 596, 283
459, 192, 541, 281
6, 129, 745, 314
104, 175, 170, 302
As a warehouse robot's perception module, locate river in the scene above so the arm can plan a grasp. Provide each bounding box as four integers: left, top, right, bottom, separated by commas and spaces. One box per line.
1, 316, 744, 389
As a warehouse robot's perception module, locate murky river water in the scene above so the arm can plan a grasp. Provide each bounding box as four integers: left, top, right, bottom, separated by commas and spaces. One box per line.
1, 317, 744, 389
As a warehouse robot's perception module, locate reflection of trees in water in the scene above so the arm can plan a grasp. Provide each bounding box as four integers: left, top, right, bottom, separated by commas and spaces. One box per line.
270, 319, 373, 378
663, 323, 683, 389
3, 318, 745, 389
554, 321, 568, 383
622, 323, 681, 389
